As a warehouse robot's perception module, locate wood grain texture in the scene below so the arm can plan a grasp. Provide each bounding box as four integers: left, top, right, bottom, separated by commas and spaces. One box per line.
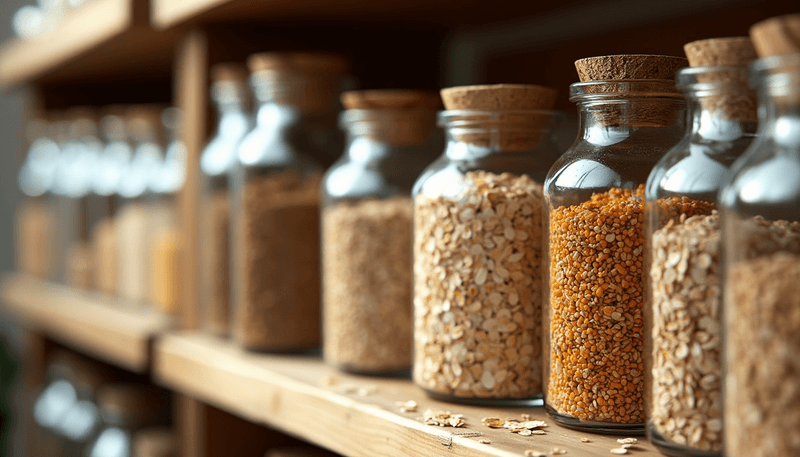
156, 332, 660, 457
0, 273, 173, 372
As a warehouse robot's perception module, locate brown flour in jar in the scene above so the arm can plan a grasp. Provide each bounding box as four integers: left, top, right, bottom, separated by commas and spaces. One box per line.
414, 171, 544, 399
234, 171, 322, 351
203, 191, 230, 335
323, 197, 413, 372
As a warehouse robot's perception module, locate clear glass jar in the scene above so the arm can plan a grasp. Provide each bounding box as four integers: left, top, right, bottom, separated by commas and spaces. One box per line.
200, 64, 251, 337
413, 105, 564, 402
56, 357, 112, 457
231, 53, 346, 351
322, 93, 441, 374
32, 351, 79, 457
17, 115, 59, 280
92, 110, 131, 297
544, 80, 685, 433
86, 384, 166, 457
644, 65, 757, 456
720, 53, 800, 457
117, 106, 164, 305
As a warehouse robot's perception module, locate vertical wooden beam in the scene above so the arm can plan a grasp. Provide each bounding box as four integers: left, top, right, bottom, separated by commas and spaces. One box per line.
175, 29, 208, 331
22, 330, 49, 457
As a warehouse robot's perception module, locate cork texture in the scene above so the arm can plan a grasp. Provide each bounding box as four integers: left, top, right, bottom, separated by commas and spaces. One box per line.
211, 62, 248, 83
750, 13, 800, 57
341, 89, 441, 110
440, 84, 557, 111
575, 55, 688, 82
683, 38, 758, 123
684, 37, 757, 67
342, 90, 439, 146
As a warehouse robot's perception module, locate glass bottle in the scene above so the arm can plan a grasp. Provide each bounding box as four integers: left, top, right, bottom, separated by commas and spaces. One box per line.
543, 55, 686, 433
117, 106, 165, 305
322, 90, 441, 374
645, 62, 757, 454
412, 84, 563, 402
17, 115, 59, 280
92, 109, 131, 296
720, 53, 800, 457
231, 52, 347, 351
200, 63, 251, 336
86, 384, 167, 457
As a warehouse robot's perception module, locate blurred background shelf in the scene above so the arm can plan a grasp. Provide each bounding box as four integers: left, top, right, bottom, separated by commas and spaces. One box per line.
155, 331, 659, 457
0, 273, 173, 373
0, 0, 175, 88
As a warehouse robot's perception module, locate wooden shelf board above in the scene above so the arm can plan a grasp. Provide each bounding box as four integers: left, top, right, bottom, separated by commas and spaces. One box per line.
0, 0, 175, 87
155, 332, 660, 457
0, 273, 174, 373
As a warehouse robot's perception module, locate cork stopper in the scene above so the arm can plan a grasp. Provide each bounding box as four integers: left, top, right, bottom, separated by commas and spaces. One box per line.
750, 14, 800, 57
683, 37, 758, 123
211, 62, 248, 83
98, 384, 165, 426
126, 105, 167, 144
439, 84, 558, 151
247, 52, 348, 115
684, 37, 757, 67
575, 55, 688, 82
341, 90, 441, 146
573, 55, 686, 128
133, 427, 177, 457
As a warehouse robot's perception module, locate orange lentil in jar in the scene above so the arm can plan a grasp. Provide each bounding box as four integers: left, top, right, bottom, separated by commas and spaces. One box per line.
547, 186, 646, 424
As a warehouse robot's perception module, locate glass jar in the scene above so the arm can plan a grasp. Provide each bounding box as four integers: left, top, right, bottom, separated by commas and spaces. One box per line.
200, 63, 251, 336
32, 350, 79, 457
86, 384, 166, 457
17, 115, 59, 280
644, 64, 757, 455
231, 52, 347, 351
544, 75, 686, 432
117, 106, 165, 305
132, 428, 176, 457
412, 84, 563, 402
92, 109, 131, 296
322, 90, 441, 374
720, 53, 800, 457
56, 357, 112, 457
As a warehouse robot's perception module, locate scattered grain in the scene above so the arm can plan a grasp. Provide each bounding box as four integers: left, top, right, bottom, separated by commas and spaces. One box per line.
580, 438, 591, 443
479, 439, 491, 444
525, 450, 546, 457
396, 400, 418, 413
551, 448, 566, 455
423, 410, 466, 427
610, 448, 628, 455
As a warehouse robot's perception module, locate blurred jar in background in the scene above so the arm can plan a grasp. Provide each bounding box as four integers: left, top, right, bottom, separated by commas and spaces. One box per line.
87, 384, 167, 457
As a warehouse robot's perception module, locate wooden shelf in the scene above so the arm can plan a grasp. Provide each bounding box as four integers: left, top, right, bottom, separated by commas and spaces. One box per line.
156, 332, 659, 457
0, 0, 175, 87
0, 273, 173, 373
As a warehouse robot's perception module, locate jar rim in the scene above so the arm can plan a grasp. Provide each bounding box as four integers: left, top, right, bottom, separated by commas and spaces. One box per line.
437, 109, 565, 127
569, 79, 683, 101
750, 53, 800, 93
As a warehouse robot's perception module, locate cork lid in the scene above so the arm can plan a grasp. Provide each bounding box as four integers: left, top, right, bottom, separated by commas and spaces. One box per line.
211, 62, 248, 83
98, 384, 165, 426
575, 54, 688, 81
684, 37, 757, 67
133, 427, 177, 457
341, 89, 441, 110
247, 52, 348, 76
750, 13, 800, 57
440, 84, 558, 111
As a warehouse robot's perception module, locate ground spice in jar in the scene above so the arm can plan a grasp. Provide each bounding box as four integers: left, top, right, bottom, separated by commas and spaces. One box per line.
16, 199, 55, 279
93, 217, 117, 295
548, 186, 646, 423
203, 191, 230, 335
151, 229, 181, 315
235, 171, 322, 350
650, 210, 723, 451
726, 250, 800, 457
67, 241, 93, 289
414, 170, 544, 399
323, 197, 413, 372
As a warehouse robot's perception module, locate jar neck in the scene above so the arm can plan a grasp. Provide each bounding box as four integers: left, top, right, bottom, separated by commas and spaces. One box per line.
752, 55, 800, 151
439, 110, 562, 160
211, 81, 248, 114
341, 109, 437, 152
250, 70, 340, 116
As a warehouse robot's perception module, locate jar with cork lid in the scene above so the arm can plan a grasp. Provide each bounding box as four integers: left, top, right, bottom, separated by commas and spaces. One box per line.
86, 384, 167, 457
543, 54, 687, 433
200, 63, 251, 337
721, 14, 800, 457
231, 52, 347, 351
322, 89, 441, 374
412, 84, 563, 402
644, 38, 758, 456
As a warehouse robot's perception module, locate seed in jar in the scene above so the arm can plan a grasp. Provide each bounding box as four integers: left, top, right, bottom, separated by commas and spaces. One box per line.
548, 186, 646, 423
414, 171, 545, 399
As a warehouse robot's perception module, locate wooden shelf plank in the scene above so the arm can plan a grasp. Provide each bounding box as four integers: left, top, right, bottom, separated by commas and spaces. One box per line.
0, 273, 173, 373
156, 332, 659, 457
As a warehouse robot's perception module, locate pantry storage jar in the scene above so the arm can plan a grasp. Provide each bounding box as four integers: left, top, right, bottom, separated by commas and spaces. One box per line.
231, 53, 347, 351
413, 84, 562, 402
543, 55, 687, 433
322, 89, 441, 374
200, 63, 251, 336
32, 350, 79, 457
720, 51, 800, 457
644, 38, 757, 456
86, 384, 166, 457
